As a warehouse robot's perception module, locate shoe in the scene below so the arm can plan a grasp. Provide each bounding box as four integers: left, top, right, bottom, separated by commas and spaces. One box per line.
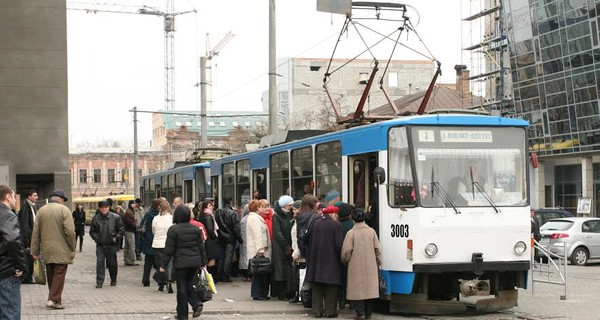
46, 300, 55, 308
51, 303, 65, 310
125, 263, 140, 266
158, 285, 164, 292
252, 297, 269, 301
167, 283, 174, 294
192, 305, 203, 318
95, 283, 102, 288
325, 314, 338, 318
136, 256, 143, 261
110, 281, 117, 286
142, 282, 150, 287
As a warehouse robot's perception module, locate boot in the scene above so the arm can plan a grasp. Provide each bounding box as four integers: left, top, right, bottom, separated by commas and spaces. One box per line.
167, 283, 174, 294
158, 284, 164, 292
289, 291, 300, 303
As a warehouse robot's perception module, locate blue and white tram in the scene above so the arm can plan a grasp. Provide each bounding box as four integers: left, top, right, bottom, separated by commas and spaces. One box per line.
140, 162, 211, 208
210, 114, 530, 313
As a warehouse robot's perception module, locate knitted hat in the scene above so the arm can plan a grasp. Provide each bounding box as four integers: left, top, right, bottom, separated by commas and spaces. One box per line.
322, 205, 339, 214
334, 202, 353, 218
278, 195, 294, 207
292, 200, 302, 209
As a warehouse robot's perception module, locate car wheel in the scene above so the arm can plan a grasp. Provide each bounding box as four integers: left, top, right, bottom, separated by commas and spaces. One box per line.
571, 247, 588, 266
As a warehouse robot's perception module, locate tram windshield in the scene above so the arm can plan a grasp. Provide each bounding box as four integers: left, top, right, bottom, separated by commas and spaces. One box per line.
388, 126, 528, 208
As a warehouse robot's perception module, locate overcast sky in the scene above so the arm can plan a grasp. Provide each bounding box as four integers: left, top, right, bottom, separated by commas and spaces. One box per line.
67, 0, 472, 147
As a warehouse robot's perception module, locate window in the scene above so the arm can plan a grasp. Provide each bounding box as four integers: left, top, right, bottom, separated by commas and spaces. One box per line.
122, 169, 129, 183
291, 147, 313, 200
236, 160, 251, 207
93, 169, 101, 183
108, 169, 115, 183
352, 159, 366, 208
209, 122, 215, 126
315, 141, 342, 206
388, 127, 414, 207
79, 169, 87, 183
270, 151, 290, 200
222, 163, 235, 205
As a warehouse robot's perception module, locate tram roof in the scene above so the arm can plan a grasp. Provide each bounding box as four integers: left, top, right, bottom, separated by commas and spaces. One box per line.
210, 114, 528, 175
141, 161, 210, 181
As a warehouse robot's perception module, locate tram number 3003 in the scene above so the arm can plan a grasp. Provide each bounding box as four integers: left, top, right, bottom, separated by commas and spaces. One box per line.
390, 224, 409, 238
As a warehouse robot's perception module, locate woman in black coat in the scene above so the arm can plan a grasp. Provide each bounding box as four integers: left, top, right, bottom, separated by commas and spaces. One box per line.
161, 205, 207, 320
270, 196, 294, 300
198, 200, 219, 277
72, 204, 86, 252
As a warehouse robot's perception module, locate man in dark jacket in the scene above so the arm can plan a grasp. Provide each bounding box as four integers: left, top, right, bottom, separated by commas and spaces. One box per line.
90, 200, 124, 288
18, 189, 38, 284
215, 197, 242, 282
0, 185, 27, 319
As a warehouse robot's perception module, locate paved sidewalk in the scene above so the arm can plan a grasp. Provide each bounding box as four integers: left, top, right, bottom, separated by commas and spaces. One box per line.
20, 229, 307, 319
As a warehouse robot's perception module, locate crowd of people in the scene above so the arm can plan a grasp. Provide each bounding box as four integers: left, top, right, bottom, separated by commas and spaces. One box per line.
0, 185, 382, 320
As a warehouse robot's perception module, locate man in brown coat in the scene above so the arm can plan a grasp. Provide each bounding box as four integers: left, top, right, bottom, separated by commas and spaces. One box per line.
31, 189, 76, 310
340, 210, 381, 320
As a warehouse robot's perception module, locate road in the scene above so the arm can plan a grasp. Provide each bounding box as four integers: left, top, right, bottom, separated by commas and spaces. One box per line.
19, 229, 600, 320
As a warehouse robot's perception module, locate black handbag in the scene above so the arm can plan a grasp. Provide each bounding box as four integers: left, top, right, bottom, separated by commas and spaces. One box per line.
250, 256, 272, 275
191, 270, 213, 302
301, 281, 312, 308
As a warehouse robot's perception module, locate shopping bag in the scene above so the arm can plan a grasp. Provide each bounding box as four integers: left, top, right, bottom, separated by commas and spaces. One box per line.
301, 280, 312, 308
192, 268, 213, 302
204, 268, 217, 294
33, 259, 46, 285
250, 256, 271, 275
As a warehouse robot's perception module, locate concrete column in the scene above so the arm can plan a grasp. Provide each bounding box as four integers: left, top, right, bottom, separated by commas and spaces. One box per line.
535, 161, 545, 209
582, 157, 594, 216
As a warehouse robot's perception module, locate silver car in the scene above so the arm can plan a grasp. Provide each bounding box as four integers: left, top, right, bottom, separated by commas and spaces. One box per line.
539, 217, 600, 266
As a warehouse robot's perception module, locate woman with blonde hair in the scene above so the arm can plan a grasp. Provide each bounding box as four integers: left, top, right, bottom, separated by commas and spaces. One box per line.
152, 200, 174, 293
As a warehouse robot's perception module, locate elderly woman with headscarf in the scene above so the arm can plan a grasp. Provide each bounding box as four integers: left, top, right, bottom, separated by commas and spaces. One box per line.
270, 195, 294, 300
340, 210, 381, 320
305, 205, 343, 318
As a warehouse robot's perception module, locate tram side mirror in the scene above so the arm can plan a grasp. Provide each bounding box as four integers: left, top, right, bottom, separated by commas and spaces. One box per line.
374, 167, 386, 185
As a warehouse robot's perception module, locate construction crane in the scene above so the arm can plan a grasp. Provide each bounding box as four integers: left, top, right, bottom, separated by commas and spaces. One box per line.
204, 31, 234, 111
68, 1, 196, 111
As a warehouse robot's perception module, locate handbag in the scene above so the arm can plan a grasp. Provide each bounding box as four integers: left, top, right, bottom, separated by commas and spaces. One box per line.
301, 280, 312, 308
250, 256, 271, 275
33, 259, 46, 285
192, 268, 213, 302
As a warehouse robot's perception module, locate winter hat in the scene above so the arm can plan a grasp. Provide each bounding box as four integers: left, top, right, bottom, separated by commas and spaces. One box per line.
334, 202, 353, 218
322, 205, 339, 215
128, 200, 136, 206
292, 200, 302, 209
278, 195, 294, 207
98, 200, 111, 208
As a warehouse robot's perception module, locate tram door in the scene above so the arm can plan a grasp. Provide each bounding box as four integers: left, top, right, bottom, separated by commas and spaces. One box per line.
253, 169, 267, 200
348, 153, 379, 234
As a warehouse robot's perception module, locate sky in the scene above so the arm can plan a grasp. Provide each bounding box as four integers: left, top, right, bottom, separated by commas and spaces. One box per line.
67, 0, 473, 148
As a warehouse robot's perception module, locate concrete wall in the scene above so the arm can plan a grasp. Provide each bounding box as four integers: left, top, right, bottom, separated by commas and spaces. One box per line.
0, 0, 70, 198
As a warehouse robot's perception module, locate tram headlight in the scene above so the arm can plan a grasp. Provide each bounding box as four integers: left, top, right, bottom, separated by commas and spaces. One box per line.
513, 241, 527, 255
424, 243, 438, 257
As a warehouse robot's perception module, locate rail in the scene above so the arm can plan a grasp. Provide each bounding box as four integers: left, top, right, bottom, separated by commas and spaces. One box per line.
531, 239, 568, 300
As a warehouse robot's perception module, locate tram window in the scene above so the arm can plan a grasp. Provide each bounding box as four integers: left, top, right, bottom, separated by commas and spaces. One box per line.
222, 163, 235, 206
236, 160, 251, 207
270, 151, 290, 200
211, 176, 219, 208
388, 128, 415, 207
174, 172, 183, 200
315, 141, 342, 206
291, 147, 313, 200
161, 176, 168, 202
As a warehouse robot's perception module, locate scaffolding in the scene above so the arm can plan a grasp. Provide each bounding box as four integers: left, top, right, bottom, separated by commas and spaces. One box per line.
463, 0, 514, 115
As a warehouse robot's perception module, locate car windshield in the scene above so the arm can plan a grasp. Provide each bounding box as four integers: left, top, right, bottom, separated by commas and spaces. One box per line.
540, 220, 574, 231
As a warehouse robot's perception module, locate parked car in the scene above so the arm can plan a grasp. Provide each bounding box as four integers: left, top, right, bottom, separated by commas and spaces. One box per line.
539, 217, 600, 266
533, 208, 574, 228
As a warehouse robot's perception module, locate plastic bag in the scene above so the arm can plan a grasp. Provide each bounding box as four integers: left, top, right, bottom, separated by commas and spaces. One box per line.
33, 259, 46, 285
204, 268, 217, 294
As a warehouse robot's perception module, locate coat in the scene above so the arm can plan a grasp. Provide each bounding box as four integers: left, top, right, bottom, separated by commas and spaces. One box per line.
238, 214, 249, 269
245, 212, 271, 260
305, 214, 343, 285
30, 202, 76, 264
271, 204, 293, 281
18, 200, 36, 247
341, 222, 381, 300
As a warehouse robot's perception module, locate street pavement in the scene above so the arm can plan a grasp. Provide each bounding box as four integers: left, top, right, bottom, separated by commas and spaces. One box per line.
19, 229, 600, 319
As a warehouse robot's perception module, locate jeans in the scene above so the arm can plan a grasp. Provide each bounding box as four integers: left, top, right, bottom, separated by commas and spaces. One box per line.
0, 276, 20, 320
96, 245, 118, 284
142, 254, 156, 285
123, 231, 136, 264
217, 242, 234, 281
175, 267, 202, 319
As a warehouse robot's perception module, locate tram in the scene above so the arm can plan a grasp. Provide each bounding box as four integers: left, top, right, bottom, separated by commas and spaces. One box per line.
209, 113, 530, 313
139, 162, 211, 208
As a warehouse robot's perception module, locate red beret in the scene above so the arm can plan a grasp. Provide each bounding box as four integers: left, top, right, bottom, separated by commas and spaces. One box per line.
322, 206, 339, 214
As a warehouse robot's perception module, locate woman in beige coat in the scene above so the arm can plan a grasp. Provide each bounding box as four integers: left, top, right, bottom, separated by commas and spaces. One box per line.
246, 199, 271, 300
340, 210, 381, 320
